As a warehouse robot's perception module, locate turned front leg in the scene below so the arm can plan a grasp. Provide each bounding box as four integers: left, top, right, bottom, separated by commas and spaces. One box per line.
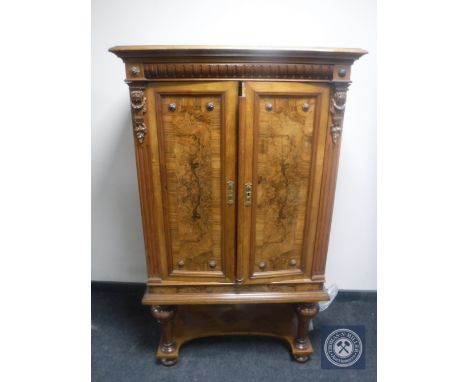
294, 302, 319, 350
151, 305, 177, 357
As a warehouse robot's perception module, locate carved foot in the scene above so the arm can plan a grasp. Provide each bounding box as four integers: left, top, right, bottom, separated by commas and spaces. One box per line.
160, 357, 178, 367
151, 305, 178, 362
294, 302, 319, 351
294, 355, 310, 363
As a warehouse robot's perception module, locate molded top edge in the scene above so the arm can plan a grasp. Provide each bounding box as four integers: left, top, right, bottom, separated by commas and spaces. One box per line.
109, 45, 368, 61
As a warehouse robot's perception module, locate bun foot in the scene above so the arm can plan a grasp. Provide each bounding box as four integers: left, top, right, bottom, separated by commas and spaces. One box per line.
294, 355, 310, 363
160, 358, 177, 366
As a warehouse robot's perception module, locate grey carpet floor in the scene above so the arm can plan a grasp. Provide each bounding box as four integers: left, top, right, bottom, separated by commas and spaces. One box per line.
92, 283, 376, 382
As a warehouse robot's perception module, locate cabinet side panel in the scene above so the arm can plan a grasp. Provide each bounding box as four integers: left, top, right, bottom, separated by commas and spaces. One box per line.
311, 83, 349, 282
129, 85, 161, 279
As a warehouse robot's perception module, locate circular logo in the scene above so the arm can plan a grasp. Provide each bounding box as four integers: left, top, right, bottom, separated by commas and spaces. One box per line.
324, 328, 363, 367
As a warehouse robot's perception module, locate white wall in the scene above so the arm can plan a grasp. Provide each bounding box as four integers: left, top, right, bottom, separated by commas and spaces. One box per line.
91, 0, 376, 290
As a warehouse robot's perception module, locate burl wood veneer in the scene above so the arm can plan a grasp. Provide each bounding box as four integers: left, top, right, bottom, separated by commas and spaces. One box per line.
110, 45, 366, 366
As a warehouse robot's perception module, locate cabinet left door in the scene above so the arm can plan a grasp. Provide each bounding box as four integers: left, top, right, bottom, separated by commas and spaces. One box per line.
137, 81, 238, 282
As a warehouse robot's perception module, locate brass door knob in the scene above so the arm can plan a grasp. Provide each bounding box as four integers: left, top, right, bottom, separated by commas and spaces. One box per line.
265, 103, 273, 111
168, 103, 176, 112
302, 103, 310, 111
258, 261, 266, 270
206, 102, 215, 111
208, 260, 217, 269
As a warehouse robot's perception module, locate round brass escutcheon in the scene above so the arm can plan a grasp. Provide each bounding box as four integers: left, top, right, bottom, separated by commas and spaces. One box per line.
302, 103, 310, 112
289, 259, 297, 267
265, 103, 273, 111
168, 103, 176, 112
206, 102, 215, 111
208, 260, 216, 268
338, 68, 347, 78
258, 261, 266, 270
177, 260, 185, 268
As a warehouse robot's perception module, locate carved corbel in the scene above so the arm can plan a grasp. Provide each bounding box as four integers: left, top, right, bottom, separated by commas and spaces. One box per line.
134, 121, 148, 144
129, 85, 148, 144
330, 83, 350, 144
130, 89, 147, 113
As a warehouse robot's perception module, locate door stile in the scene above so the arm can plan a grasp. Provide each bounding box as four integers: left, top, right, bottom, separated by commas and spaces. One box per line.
236, 82, 255, 284
235, 91, 247, 284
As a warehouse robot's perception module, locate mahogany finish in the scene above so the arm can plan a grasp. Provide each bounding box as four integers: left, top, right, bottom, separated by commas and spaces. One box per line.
110, 45, 366, 365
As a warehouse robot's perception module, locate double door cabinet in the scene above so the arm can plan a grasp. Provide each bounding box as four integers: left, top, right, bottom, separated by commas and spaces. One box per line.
110, 46, 366, 365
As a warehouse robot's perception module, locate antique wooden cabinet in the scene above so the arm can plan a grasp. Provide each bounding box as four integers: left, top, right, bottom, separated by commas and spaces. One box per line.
110, 45, 366, 366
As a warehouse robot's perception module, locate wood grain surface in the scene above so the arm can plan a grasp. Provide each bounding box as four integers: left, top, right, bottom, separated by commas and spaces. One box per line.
146, 81, 238, 282
238, 82, 330, 284
161, 94, 223, 271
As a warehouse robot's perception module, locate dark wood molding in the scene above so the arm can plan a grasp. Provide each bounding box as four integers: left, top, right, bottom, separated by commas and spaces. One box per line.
110, 46, 367, 82
143, 62, 334, 80
109, 45, 367, 62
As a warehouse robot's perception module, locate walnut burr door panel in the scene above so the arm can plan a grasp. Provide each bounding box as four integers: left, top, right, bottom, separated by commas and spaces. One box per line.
238, 82, 330, 283
147, 82, 237, 282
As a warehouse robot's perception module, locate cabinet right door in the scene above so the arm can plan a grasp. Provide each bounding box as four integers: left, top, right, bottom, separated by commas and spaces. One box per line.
237, 82, 330, 284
